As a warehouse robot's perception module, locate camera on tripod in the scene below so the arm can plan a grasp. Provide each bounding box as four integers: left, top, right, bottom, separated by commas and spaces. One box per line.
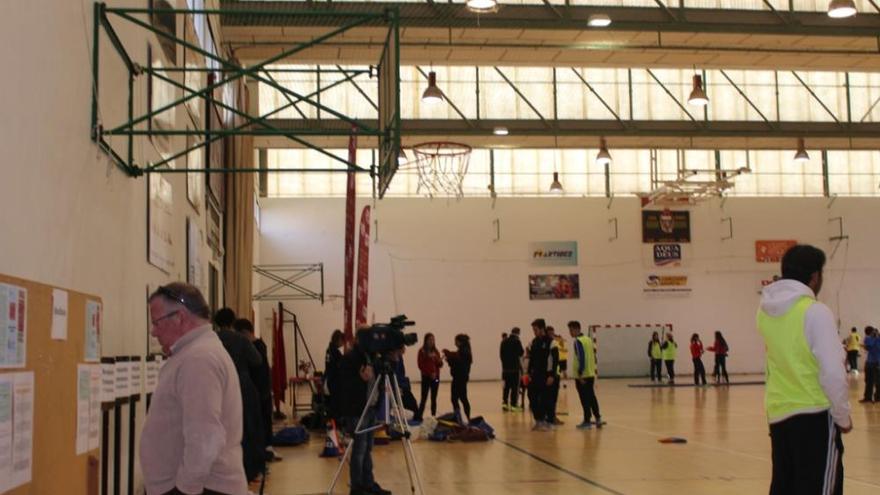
357, 315, 418, 373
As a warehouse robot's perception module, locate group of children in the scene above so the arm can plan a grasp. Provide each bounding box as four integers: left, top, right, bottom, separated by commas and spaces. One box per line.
499, 319, 604, 431
648, 331, 730, 385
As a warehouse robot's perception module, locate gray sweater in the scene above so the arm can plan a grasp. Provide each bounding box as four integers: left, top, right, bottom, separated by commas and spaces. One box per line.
140, 324, 248, 495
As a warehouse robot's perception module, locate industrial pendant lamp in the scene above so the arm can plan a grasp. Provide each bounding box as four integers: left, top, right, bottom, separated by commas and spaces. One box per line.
587, 14, 612, 27
793, 138, 810, 163
688, 74, 709, 106
828, 0, 857, 18
595, 137, 612, 166
421, 71, 443, 105
466, 0, 498, 13
549, 172, 564, 194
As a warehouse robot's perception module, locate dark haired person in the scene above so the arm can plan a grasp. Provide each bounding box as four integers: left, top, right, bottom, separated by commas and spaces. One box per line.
861, 326, 880, 403
416, 333, 443, 421
213, 308, 265, 484
758, 244, 851, 495
707, 331, 730, 384
500, 327, 524, 412
527, 318, 556, 431
325, 329, 346, 421
443, 334, 473, 423
338, 328, 392, 495
845, 327, 861, 374
569, 321, 603, 429
141, 283, 247, 495
647, 332, 662, 382
690, 333, 707, 386
234, 318, 280, 463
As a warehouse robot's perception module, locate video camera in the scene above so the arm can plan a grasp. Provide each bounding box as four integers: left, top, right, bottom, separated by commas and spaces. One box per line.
357, 315, 418, 354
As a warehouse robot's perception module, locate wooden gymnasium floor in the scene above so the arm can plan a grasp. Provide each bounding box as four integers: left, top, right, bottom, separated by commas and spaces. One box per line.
265, 376, 880, 495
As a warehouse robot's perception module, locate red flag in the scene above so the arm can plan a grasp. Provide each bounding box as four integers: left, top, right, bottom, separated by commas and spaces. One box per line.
271, 305, 287, 409
343, 129, 358, 341
355, 206, 371, 328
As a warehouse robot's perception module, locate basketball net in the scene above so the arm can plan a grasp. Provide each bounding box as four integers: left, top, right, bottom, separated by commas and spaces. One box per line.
408, 141, 471, 199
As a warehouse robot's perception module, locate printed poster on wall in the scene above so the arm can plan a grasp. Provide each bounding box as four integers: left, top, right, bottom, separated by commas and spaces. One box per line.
0, 283, 27, 368
528, 274, 580, 300
148, 174, 175, 274
84, 300, 101, 362
529, 241, 578, 266
756, 240, 797, 263
642, 209, 691, 243
644, 274, 691, 294
186, 217, 205, 291
653, 244, 682, 267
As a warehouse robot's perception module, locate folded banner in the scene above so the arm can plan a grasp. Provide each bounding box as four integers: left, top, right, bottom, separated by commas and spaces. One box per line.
355, 206, 371, 328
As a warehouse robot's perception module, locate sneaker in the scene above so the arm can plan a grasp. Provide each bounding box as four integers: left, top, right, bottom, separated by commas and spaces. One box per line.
510, 406, 524, 412
368, 483, 392, 495
552, 418, 565, 425
595, 419, 606, 428
859, 398, 873, 403
502, 404, 511, 412
576, 422, 593, 430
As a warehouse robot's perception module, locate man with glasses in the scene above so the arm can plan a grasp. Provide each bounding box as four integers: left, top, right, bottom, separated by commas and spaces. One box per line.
140, 283, 248, 495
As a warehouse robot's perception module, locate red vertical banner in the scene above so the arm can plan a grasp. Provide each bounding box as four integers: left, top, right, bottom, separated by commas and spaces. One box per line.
343, 129, 358, 341
355, 206, 371, 328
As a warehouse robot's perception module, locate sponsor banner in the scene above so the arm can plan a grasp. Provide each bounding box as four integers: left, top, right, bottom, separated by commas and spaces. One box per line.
653, 244, 682, 267
343, 129, 357, 339
529, 241, 578, 266
642, 209, 691, 243
644, 274, 692, 293
354, 206, 371, 328
528, 274, 580, 300
755, 240, 797, 263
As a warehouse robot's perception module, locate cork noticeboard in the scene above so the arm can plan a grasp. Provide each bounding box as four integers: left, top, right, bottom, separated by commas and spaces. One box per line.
1, 273, 101, 495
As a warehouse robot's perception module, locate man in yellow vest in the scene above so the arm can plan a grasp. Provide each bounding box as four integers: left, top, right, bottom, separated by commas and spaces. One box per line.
757, 244, 851, 495
845, 327, 860, 374
568, 321, 604, 429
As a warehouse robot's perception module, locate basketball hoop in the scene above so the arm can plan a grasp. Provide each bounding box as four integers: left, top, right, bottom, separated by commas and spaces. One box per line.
407, 141, 472, 199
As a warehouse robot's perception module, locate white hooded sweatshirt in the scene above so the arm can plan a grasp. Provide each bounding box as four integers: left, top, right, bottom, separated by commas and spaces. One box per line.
759, 279, 852, 428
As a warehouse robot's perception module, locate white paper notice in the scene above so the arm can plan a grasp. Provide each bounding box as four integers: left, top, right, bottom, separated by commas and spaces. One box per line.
101, 359, 116, 403
11, 371, 34, 489
145, 359, 158, 394
0, 374, 13, 493
1, 284, 27, 368
114, 358, 130, 400
88, 365, 101, 451
84, 301, 101, 362
76, 365, 90, 454
51, 289, 69, 341
130, 357, 142, 397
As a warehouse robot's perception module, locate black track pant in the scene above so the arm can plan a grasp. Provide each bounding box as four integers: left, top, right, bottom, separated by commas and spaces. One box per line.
769, 411, 844, 495
450, 378, 471, 421
574, 377, 601, 423
664, 360, 675, 382
502, 371, 520, 406
692, 358, 707, 385
417, 376, 439, 419
864, 362, 880, 401
650, 359, 662, 381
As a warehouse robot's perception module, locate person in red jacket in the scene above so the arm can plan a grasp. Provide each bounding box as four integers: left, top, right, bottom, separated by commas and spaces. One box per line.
690, 333, 707, 386
707, 331, 730, 384
415, 333, 443, 421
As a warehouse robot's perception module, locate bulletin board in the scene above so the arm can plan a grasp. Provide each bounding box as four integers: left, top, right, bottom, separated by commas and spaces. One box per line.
0, 273, 101, 495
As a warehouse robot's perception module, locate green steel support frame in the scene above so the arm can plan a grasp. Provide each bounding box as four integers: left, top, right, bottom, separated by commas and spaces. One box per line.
90, 2, 401, 189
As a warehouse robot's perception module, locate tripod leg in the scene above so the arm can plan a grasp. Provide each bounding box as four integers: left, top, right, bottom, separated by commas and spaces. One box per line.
328, 375, 381, 494
390, 376, 425, 495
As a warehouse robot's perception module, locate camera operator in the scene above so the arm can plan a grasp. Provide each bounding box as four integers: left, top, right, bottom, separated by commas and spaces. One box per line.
338, 328, 394, 495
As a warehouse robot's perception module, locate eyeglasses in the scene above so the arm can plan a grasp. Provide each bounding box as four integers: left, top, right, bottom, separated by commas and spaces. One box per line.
151, 310, 179, 326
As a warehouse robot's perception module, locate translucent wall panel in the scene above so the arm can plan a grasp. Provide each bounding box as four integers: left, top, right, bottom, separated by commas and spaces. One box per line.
828, 151, 880, 196
725, 150, 823, 197
266, 149, 375, 197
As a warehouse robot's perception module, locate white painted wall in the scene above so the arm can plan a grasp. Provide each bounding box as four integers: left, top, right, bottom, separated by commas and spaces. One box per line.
0, 1, 226, 491
259, 196, 880, 381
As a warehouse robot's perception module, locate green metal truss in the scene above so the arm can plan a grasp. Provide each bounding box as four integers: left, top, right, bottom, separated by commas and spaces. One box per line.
90, 2, 400, 180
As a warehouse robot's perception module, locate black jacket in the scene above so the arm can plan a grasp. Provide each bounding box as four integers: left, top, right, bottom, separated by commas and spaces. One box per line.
446, 349, 472, 382
500, 335, 524, 373
528, 335, 556, 379
325, 344, 343, 395
337, 347, 373, 418
251, 338, 272, 400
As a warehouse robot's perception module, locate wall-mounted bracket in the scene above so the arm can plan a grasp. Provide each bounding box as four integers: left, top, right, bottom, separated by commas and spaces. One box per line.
721, 217, 734, 241
608, 217, 619, 242
492, 218, 501, 242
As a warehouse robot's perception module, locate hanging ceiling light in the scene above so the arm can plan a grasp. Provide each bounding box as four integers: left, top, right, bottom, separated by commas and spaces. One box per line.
466, 0, 498, 13
587, 14, 612, 27
493, 126, 509, 136
550, 171, 564, 194
596, 137, 612, 166
827, 0, 857, 18
421, 71, 444, 105
793, 138, 810, 163
688, 74, 709, 107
